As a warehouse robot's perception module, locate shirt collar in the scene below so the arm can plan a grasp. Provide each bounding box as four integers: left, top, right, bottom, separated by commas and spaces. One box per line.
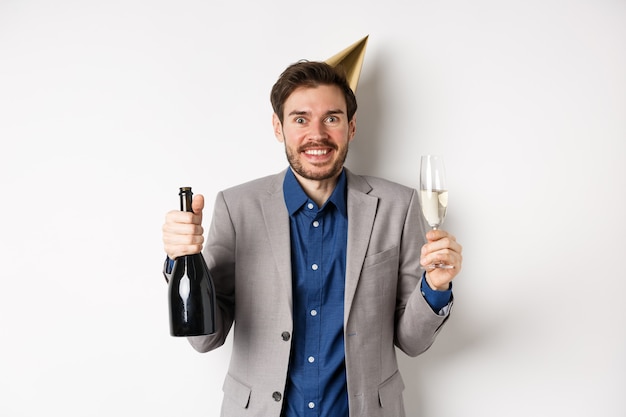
283, 168, 348, 217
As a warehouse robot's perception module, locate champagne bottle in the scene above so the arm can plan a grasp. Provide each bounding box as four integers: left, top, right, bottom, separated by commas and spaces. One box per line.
168, 187, 216, 336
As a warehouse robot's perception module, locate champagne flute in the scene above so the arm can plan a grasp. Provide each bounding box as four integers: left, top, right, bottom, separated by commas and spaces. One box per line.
419, 155, 454, 269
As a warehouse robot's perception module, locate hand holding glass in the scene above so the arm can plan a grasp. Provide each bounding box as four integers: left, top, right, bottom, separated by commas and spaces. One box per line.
420, 155, 454, 269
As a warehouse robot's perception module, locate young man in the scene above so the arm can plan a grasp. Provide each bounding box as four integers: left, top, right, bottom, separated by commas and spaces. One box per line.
162, 61, 463, 417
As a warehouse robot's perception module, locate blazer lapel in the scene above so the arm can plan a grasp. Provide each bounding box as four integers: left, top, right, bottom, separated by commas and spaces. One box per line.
258, 169, 377, 324
344, 169, 378, 324
260, 171, 293, 315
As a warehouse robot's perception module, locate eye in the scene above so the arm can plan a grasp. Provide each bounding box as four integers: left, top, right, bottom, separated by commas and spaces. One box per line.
325, 116, 338, 123
295, 117, 306, 124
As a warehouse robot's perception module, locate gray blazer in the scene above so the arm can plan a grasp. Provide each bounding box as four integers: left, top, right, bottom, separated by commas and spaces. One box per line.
187, 168, 451, 417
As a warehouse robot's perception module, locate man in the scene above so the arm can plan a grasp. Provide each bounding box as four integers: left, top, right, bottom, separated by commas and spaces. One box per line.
162, 60, 463, 417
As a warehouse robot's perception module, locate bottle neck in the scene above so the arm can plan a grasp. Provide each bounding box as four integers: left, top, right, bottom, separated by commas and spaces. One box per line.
179, 187, 193, 213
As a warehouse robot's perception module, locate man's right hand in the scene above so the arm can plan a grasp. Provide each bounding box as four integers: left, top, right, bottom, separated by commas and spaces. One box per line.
162, 193, 205, 260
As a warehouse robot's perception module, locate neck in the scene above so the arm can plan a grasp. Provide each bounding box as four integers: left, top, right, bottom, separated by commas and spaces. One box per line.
291, 169, 341, 207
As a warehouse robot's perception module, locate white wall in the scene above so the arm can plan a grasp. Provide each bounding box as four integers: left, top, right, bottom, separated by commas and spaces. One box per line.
1, 0, 624, 416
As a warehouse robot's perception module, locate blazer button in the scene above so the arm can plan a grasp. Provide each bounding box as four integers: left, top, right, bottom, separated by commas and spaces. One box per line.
272, 391, 282, 402
281, 331, 290, 341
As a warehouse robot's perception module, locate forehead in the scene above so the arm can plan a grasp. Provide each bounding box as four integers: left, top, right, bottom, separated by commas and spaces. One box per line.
283, 84, 347, 114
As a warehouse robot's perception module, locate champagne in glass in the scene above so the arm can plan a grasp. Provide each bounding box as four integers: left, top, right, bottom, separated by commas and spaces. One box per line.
420, 155, 453, 269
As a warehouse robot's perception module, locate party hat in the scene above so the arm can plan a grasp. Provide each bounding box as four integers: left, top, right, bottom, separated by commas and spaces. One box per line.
325, 35, 369, 92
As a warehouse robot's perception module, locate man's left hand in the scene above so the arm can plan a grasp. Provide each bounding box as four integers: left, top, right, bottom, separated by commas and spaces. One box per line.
420, 229, 463, 290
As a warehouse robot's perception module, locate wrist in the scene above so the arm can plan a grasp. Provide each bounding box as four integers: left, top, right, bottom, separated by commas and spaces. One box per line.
425, 273, 450, 291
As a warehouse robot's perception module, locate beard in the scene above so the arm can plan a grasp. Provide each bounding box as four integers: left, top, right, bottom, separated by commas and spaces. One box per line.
284, 139, 349, 181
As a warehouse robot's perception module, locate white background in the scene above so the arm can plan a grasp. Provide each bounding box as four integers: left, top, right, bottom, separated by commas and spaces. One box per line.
1, 0, 624, 416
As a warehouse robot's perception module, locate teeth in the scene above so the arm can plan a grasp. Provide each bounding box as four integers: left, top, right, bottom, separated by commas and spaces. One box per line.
305, 149, 328, 155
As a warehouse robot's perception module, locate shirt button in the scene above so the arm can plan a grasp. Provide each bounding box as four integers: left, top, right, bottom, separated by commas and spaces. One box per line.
311, 264, 318, 271
310, 309, 317, 316
312, 220, 319, 227
307, 203, 314, 210
308, 356, 315, 363
272, 392, 282, 402
281, 331, 290, 341
308, 402, 315, 409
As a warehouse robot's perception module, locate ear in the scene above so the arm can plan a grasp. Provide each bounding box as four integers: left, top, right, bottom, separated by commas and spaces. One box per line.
272, 113, 284, 143
348, 116, 357, 143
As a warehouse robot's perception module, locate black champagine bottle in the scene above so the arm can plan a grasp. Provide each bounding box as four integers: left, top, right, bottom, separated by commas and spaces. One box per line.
168, 187, 216, 336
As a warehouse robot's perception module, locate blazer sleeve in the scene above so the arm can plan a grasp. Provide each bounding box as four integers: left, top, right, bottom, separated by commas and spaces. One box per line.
393, 188, 452, 357
186, 191, 237, 353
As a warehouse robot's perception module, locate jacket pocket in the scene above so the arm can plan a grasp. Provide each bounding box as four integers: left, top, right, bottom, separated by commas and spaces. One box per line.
222, 373, 252, 409
360, 246, 399, 299
362, 245, 399, 269
378, 370, 406, 413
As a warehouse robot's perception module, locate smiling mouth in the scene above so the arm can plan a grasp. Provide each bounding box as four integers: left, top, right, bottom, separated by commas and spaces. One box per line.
304, 149, 329, 156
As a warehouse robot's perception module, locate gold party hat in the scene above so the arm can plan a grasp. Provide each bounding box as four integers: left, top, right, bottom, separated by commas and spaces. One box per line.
325, 35, 369, 92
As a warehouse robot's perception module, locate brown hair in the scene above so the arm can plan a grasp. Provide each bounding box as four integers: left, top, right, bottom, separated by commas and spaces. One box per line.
270, 60, 358, 123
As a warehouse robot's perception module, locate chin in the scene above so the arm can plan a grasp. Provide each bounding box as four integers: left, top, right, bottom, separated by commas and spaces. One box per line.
301, 167, 341, 181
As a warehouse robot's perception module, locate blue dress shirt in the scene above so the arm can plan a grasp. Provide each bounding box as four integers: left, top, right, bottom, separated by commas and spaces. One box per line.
281, 168, 451, 417
283, 168, 349, 417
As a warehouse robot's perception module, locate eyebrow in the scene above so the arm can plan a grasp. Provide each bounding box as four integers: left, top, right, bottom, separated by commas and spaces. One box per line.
287, 109, 346, 117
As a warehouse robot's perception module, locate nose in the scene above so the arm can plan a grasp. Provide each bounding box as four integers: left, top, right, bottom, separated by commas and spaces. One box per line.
307, 119, 328, 140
